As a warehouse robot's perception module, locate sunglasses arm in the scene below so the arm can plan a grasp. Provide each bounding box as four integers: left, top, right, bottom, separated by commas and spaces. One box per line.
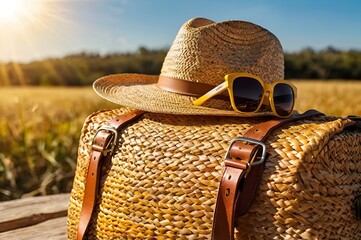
193, 82, 227, 106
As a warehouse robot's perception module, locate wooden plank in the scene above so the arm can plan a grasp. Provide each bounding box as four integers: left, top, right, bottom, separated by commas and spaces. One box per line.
0, 216, 67, 240
0, 193, 70, 232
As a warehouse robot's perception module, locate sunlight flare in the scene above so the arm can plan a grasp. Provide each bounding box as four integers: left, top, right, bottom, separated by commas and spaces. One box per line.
0, 0, 37, 23
0, 0, 23, 22
0, 0, 71, 63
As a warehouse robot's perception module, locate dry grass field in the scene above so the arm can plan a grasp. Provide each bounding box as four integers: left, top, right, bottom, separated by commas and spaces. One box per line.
0, 87, 116, 200
293, 80, 361, 116
0, 80, 360, 200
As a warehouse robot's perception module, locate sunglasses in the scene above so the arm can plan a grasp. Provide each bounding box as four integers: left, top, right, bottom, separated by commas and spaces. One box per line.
193, 72, 297, 118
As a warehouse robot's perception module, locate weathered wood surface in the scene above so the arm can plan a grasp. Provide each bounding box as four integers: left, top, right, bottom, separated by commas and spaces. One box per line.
0, 193, 69, 239
0, 217, 67, 240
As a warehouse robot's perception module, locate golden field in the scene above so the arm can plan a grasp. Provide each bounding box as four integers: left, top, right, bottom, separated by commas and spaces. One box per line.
293, 80, 361, 116
0, 87, 116, 200
0, 80, 360, 200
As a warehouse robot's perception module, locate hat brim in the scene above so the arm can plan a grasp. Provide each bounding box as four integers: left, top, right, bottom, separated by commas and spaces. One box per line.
93, 73, 275, 117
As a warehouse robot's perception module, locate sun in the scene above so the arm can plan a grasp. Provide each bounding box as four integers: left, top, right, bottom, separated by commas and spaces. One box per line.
0, 0, 28, 23
0, 0, 45, 27
0, 0, 70, 63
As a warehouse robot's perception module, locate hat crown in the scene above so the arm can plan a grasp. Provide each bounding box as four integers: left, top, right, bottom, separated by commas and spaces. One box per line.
160, 18, 284, 85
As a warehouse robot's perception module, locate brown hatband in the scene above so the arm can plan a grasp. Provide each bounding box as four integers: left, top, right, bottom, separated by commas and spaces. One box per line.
157, 75, 216, 97
157, 75, 230, 102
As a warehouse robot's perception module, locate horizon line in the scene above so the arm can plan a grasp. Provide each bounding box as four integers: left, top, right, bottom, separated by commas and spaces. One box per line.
1, 45, 361, 64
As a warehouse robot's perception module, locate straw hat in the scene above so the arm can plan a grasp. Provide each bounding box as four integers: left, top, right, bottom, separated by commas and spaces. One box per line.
94, 17, 285, 116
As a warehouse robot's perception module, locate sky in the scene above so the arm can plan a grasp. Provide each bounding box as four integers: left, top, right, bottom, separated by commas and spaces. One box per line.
0, 0, 360, 63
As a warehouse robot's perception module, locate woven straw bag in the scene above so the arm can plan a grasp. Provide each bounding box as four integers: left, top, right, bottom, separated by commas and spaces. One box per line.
67, 107, 361, 239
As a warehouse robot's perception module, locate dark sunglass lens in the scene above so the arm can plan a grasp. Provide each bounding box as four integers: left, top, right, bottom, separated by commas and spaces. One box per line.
273, 83, 295, 116
232, 77, 263, 112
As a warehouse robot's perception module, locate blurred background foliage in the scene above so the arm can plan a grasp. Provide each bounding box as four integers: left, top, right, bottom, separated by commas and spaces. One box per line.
285, 47, 361, 80
1, 46, 361, 87
0, 47, 168, 86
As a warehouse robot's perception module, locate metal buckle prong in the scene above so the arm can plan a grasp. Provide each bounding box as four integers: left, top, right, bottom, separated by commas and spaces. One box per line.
224, 137, 267, 169
91, 126, 118, 156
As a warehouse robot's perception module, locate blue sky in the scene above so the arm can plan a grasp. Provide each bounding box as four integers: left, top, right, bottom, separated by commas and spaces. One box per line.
0, 0, 360, 62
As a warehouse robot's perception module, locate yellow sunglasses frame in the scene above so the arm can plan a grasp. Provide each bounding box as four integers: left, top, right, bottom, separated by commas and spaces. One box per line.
193, 72, 297, 118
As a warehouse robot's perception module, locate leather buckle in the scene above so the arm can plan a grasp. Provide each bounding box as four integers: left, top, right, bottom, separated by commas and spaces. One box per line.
91, 126, 118, 156
224, 137, 267, 170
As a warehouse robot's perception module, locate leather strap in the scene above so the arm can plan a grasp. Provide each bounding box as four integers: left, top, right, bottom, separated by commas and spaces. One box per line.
77, 110, 145, 240
211, 109, 324, 240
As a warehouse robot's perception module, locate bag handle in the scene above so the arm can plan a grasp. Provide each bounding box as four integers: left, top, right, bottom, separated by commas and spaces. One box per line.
211, 109, 324, 240
77, 110, 145, 240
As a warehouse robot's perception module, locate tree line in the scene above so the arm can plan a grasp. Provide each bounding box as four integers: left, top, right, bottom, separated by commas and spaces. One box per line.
0, 46, 360, 86
285, 47, 361, 80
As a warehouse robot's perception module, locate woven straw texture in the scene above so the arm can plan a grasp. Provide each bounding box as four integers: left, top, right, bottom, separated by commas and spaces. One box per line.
93, 17, 285, 117
67, 108, 361, 239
